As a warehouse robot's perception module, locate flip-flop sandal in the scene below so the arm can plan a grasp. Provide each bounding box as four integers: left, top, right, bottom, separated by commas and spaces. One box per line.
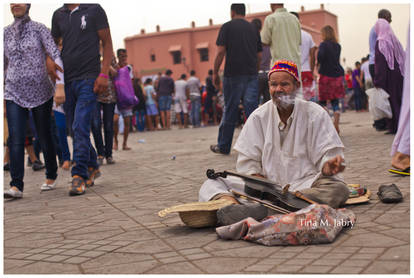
40, 181, 57, 191
388, 167, 410, 176
377, 184, 403, 203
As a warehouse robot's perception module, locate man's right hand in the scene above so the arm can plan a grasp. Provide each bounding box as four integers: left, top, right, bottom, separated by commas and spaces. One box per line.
46, 56, 63, 83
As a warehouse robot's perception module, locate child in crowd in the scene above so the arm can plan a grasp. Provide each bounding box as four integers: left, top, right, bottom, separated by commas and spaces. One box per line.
143, 78, 160, 131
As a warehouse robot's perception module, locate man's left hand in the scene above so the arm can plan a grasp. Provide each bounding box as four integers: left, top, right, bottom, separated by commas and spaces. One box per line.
93, 75, 108, 94
322, 155, 345, 176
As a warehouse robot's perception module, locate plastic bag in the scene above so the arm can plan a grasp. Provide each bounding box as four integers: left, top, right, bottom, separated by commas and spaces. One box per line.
365, 87, 392, 120
113, 66, 138, 111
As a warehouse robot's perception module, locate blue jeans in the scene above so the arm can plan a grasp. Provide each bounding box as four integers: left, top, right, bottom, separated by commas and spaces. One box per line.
64, 79, 99, 180
6, 98, 57, 191
218, 75, 259, 153
353, 87, 363, 111
190, 95, 201, 127
91, 102, 115, 158
135, 109, 146, 132
54, 111, 71, 162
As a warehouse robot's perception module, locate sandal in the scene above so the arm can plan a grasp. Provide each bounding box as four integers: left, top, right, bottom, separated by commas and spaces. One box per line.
40, 181, 57, 191
377, 184, 403, 203
388, 167, 410, 176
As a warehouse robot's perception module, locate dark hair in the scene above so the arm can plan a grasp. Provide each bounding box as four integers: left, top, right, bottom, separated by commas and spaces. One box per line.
190, 70, 196, 76
251, 18, 262, 31
355, 61, 361, 66
208, 69, 213, 75
117, 48, 126, 57
166, 69, 172, 75
180, 74, 187, 79
321, 25, 338, 43
378, 9, 391, 20
144, 78, 152, 84
231, 4, 245, 16
290, 11, 299, 19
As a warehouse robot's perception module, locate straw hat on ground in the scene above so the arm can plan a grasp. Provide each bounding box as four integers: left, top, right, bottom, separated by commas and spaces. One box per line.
158, 199, 233, 228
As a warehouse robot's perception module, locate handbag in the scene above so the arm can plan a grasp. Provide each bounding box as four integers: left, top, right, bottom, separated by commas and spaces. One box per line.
113, 66, 139, 111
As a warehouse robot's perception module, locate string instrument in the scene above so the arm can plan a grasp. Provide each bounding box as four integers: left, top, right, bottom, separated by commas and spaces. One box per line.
206, 169, 315, 213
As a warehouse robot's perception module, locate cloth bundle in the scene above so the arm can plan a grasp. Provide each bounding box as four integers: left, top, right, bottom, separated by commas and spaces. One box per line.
216, 204, 355, 246
365, 87, 393, 120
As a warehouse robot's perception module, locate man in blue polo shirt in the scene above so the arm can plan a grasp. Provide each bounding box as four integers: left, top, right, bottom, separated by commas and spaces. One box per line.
51, 4, 113, 196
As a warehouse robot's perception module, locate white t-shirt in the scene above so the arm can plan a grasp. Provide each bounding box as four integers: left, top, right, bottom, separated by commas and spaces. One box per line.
300, 30, 316, 72
361, 61, 372, 81
174, 79, 188, 99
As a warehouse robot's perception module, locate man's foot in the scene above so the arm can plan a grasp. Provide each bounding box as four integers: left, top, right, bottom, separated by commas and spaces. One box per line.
216, 203, 268, 226
106, 157, 115, 165
113, 142, 118, 150
123, 145, 131, 151
4, 163, 10, 171
61, 160, 71, 170
40, 179, 57, 191
27, 157, 32, 167
4, 186, 23, 199
86, 167, 101, 187
97, 156, 104, 166
69, 175, 86, 196
32, 160, 45, 171
210, 145, 229, 155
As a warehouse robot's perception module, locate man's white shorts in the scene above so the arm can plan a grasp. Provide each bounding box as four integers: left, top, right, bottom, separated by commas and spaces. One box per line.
174, 97, 188, 113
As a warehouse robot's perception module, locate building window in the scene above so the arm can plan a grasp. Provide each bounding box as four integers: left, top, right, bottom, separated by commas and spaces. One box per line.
172, 51, 181, 64
150, 54, 156, 62
199, 48, 209, 62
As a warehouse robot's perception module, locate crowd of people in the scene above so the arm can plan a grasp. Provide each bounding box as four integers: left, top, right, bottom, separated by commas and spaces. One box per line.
3, 3, 409, 204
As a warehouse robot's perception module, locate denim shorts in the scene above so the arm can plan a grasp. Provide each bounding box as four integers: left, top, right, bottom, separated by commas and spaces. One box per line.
146, 104, 159, 116
115, 105, 133, 117
158, 95, 172, 111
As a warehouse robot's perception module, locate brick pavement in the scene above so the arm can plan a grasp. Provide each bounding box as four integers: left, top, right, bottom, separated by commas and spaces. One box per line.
3, 110, 409, 274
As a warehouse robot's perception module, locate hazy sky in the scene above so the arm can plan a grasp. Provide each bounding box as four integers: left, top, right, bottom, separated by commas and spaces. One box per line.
3, 1, 411, 69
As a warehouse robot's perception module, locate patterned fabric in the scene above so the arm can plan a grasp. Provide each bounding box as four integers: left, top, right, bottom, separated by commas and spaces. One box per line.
4, 20, 60, 108
268, 60, 300, 82
216, 204, 355, 246
97, 77, 117, 104
318, 74, 345, 101
301, 71, 315, 101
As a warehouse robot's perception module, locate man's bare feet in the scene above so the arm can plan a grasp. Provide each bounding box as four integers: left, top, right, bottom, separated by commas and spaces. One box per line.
217, 195, 239, 204
61, 160, 70, 170
123, 145, 131, 151
391, 152, 410, 170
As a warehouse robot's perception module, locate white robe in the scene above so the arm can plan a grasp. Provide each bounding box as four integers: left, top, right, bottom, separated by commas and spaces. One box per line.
199, 99, 345, 202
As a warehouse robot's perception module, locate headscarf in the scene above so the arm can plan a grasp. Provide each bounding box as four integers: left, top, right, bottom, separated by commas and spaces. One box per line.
375, 18, 405, 76
11, 4, 31, 40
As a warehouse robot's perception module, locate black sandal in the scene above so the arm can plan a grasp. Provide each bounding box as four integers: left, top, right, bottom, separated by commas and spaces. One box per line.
377, 184, 403, 203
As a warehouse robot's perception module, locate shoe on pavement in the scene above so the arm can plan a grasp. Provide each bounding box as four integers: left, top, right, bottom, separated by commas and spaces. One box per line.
106, 157, 115, 165
69, 175, 86, 196
86, 167, 101, 187
210, 144, 229, 155
40, 180, 57, 191
4, 187, 23, 199
216, 203, 268, 226
32, 160, 45, 171
97, 156, 104, 166
27, 157, 33, 167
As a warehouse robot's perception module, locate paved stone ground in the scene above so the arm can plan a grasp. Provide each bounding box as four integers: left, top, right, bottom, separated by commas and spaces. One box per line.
4, 110, 409, 274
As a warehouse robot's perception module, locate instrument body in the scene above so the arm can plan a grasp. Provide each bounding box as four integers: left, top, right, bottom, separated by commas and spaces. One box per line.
206, 169, 312, 212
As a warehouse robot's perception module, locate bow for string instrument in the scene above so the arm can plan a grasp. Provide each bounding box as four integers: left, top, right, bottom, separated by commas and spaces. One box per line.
206, 169, 316, 213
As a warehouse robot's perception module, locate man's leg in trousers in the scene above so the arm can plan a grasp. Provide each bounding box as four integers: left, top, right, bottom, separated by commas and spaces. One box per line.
71, 79, 98, 180
300, 176, 349, 208
217, 76, 244, 154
